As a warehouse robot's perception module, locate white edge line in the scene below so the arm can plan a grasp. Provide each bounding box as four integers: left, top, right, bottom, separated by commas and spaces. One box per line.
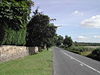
62, 51, 100, 74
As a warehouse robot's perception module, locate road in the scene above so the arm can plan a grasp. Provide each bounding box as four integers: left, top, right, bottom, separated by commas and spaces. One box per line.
53, 47, 100, 75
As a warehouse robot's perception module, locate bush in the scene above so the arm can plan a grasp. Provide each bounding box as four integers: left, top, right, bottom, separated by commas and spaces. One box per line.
65, 46, 93, 54
0, 0, 33, 46
59, 45, 65, 48
92, 48, 100, 56
88, 48, 100, 61
3, 28, 26, 46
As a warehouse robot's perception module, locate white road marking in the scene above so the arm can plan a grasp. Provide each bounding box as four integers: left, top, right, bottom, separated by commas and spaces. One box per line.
62, 51, 100, 74
80, 63, 84, 66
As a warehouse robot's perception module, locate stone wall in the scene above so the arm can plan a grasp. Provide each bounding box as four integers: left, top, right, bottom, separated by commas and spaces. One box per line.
0, 45, 39, 62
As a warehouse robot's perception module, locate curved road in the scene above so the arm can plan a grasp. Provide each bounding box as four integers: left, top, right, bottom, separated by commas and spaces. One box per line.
53, 47, 100, 75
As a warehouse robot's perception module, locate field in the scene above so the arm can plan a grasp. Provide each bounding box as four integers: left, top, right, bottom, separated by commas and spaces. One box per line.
80, 46, 100, 56
0, 49, 53, 75
82, 46, 100, 49
81, 46, 100, 56
81, 51, 92, 56
65, 46, 100, 56
64, 46, 100, 61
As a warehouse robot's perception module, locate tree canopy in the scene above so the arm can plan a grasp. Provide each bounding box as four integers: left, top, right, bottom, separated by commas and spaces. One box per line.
26, 8, 57, 47
0, 0, 34, 45
55, 35, 64, 46
63, 35, 73, 47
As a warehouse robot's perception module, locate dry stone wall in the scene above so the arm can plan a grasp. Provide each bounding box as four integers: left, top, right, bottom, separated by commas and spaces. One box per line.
0, 45, 39, 62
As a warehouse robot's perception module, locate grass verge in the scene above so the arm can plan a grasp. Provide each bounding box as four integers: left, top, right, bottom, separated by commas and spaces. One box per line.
0, 49, 53, 75
63, 46, 100, 61
80, 51, 92, 56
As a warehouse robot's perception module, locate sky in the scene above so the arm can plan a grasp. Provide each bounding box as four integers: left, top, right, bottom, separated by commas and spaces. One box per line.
32, 0, 100, 43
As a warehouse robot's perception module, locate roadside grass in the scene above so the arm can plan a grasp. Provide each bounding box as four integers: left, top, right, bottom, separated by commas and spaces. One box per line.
63, 46, 100, 61
81, 51, 92, 56
0, 49, 53, 75
64, 46, 95, 56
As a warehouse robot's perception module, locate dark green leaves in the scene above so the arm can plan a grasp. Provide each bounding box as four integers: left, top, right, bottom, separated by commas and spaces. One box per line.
63, 35, 73, 47
26, 9, 57, 47
0, 0, 33, 45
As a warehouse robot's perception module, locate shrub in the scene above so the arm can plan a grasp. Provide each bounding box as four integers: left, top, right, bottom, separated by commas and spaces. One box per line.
0, 0, 33, 46
65, 46, 93, 54
88, 48, 100, 61
92, 48, 100, 56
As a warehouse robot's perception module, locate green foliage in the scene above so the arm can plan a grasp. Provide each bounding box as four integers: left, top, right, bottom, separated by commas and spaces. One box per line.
66, 46, 93, 54
0, 0, 32, 29
27, 12, 50, 46
3, 28, 26, 45
0, 50, 52, 75
55, 35, 64, 46
74, 42, 100, 46
63, 35, 73, 47
65, 46, 100, 61
0, 0, 33, 45
27, 9, 57, 47
0, 23, 5, 44
44, 23, 57, 48
88, 48, 100, 61
92, 48, 100, 56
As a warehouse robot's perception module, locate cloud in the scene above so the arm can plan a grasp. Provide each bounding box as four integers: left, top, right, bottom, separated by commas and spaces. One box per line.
76, 36, 89, 42
51, 1, 61, 4
74, 35, 100, 43
81, 15, 100, 28
75, 35, 100, 43
93, 35, 100, 39
50, 0, 69, 4
72, 10, 84, 16
77, 36, 88, 40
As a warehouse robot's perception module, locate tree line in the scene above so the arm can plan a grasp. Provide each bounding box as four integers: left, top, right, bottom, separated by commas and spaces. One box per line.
55, 35, 73, 48
2, 0, 98, 49
0, 0, 33, 45
27, 8, 57, 49
74, 42, 100, 46
0, 0, 57, 49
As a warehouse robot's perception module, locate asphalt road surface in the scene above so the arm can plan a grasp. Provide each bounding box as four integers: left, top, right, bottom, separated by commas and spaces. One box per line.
53, 47, 100, 75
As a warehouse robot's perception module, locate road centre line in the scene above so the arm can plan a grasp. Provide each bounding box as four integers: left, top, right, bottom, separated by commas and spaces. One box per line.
61, 50, 100, 74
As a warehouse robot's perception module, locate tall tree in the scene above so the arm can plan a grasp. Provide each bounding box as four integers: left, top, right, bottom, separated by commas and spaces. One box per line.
27, 8, 57, 48
63, 35, 73, 47
56, 35, 64, 46
0, 0, 34, 45
44, 23, 57, 49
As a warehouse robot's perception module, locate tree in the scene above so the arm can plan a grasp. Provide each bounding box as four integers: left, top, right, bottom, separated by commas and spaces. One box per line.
44, 23, 57, 49
0, 0, 34, 45
63, 35, 73, 47
91, 48, 100, 60
56, 35, 64, 46
26, 8, 57, 48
